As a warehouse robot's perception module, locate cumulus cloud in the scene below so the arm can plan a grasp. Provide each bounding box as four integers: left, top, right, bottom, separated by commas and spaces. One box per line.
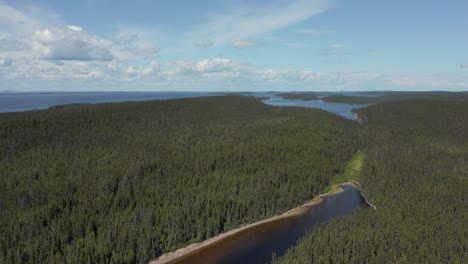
175, 58, 253, 75
121, 62, 161, 78
261, 69, 290, 80
32, 26, 114, 61
229, 39, 257, 48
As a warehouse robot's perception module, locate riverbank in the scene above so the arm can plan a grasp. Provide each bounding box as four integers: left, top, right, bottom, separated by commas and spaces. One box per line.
150, 151, 369, 264
150, 182, 360, 264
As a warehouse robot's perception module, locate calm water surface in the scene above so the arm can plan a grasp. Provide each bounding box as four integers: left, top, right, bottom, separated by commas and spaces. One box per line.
0, 92, 216, 113
0, 92, 368, 120
251, 93, 368, 120
169, 185, 367, 264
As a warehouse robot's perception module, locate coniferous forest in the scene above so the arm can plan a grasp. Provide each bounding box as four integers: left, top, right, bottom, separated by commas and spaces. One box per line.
1, 94, 467, 264
0, 96, 359, 263
275, 99, 468, 263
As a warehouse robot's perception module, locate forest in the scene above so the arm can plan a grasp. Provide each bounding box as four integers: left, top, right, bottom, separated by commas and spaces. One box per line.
321, 91, 468, 104
275, 98, 468, 263
1, 93, 467, 264
0, 96, 359, 263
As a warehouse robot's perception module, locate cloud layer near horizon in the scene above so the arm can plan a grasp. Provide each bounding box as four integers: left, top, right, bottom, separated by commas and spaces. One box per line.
0, 1, 467, 91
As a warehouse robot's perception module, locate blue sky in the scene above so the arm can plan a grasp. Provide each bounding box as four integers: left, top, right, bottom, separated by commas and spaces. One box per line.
0, 0, 467, 91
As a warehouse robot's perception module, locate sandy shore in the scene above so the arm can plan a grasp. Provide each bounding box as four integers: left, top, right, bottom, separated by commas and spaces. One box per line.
150, 182, 359, 264
353, 112, 364, 124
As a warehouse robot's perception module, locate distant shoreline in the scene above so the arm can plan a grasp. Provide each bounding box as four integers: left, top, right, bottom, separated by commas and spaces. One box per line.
150, 182, 361, 264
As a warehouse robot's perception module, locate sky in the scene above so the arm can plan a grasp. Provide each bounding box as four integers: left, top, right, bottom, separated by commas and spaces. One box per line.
0, 0, 467, 92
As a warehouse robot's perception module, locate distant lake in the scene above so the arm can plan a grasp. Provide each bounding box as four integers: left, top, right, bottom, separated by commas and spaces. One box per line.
0, 91, 369, 120
0, 92, 216, 113
251, 93, 368, 120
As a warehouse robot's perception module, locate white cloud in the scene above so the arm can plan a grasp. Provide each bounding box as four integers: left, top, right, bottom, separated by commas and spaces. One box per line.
0, 3, 37, 32
0, 3, 41, 54
1, 2, 467, 91
229, 39, 257, 49
120, 44, 159, 56
293, 29, 332, 35
300, 71, 336, 80
387, 75, 468, 88
191, 0, 333, 46
0, 2, 62, 38
2, 53, 468, 91
261, 69, 290, 80
32, 26, 114, 61
175, 58, 253, 76
67, 25, 83, 32
120, 62, 162, 79
73, 70, 102, 79
113, 29, 160, 59
116, 32, 140, 45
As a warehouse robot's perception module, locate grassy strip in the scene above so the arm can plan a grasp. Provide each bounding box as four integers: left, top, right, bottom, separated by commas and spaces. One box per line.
312, 151, 364, 202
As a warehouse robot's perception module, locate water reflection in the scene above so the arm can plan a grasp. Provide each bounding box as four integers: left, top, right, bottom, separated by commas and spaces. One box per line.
169, 185, 366, 264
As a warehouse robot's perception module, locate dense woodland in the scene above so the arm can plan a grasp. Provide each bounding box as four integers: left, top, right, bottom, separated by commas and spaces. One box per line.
275, 99, 468, 263
322, 91, 468, 104
0, 96, 359, 263
1, 93, 467, 264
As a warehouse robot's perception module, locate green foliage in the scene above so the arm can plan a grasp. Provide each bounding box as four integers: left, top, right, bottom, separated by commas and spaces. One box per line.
0, 96, 359, 264
275, 99, 468, 263
319, 150, 364, 195
322, 91, 468, 104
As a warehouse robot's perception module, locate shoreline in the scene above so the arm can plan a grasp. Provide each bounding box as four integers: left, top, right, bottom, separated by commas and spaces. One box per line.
150, 182, 360, 264
353, 112, 364, 124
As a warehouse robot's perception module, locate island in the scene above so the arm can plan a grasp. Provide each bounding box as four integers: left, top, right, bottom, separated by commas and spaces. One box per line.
276, 93, 318, 100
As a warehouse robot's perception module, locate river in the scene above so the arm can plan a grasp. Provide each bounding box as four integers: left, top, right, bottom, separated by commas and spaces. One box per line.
157, 184, 367, 264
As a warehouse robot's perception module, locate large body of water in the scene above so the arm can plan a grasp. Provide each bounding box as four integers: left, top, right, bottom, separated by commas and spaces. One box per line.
0, 92, 215, 113
253, 93, 368, 120
0, 92, 368, 120
168, 185, 367, 264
